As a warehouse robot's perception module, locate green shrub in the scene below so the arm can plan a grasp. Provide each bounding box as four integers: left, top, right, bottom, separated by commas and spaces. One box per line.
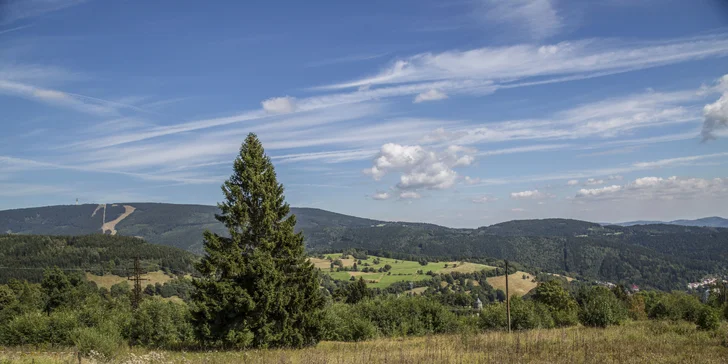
578, 287, 628, 328
320, 303, 377, 342
72, 323, 124, 361
532, 280, 578, 327
354, 296, 460, 337
47, 309, 79, 345
509, 297, 554, 330
648, 292, 703, 322
0, 310, 50, 345
479, 303, 507, 330
696, 306, 721, 331
130, 298, 194, 348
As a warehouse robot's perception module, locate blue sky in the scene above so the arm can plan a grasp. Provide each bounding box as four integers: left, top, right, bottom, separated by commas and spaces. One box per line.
1, 0, 728, 227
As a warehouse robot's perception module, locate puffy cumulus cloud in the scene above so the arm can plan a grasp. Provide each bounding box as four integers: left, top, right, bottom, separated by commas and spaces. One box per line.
472, 195, 498, 203
371, 191, 391, 200
584, 178, 604, 186
575, 176, 728, 200
510, 189, 551, 199
608, 175, 623, 181
702, 93, 728, 140
413, 89, 448, 103
364, 143, 476, 192
399, 191, 421, 199
567, 179, 579, 186
261, 96, 297, 114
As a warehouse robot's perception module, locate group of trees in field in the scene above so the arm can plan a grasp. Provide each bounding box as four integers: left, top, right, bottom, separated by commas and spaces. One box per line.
1, 134, 726, 360
0, 234, 197, 283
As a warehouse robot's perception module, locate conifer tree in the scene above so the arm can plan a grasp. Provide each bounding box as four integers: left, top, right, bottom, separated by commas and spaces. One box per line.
192, 133, 324, 349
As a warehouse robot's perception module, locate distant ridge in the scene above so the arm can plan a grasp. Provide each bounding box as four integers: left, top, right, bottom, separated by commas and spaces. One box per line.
2, 203, 728, 291
614, 216, 728, 228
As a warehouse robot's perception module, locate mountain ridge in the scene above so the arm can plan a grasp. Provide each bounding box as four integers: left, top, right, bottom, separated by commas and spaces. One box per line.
2, 203, 727, 291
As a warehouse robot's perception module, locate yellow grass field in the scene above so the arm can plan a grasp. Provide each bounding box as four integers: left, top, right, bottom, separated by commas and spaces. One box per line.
85, 270, 175, 289
3, 321, 726, 363
486, 271, 538, 296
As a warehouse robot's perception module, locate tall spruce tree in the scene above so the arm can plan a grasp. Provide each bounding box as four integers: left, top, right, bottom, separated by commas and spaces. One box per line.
192, 133, 324, 349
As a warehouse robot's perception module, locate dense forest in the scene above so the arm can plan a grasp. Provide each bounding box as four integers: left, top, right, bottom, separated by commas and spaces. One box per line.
0, 235, 197, 283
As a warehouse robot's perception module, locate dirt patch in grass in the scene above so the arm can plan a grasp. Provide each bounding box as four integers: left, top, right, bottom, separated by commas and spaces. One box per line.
102, 205, 136, 235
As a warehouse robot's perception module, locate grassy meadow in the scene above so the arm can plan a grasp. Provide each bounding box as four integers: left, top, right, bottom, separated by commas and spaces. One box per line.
311, 254, 494, 289
486, 270, 538, 296
3, 321, 726, 363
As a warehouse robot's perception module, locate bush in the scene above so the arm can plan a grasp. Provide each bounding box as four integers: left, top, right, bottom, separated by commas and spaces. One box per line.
578, 287, 627, 328
509, 297, 554, 330
479, 303, 507, 330
533, 280, 578, 327
130, 298, 194, 348
354, 296, 460, 337
73, 324, 124, 361
648, 292, 703, 323
320, 304, 377, 342
0, 311, 51, 345
696, 306, 721, 331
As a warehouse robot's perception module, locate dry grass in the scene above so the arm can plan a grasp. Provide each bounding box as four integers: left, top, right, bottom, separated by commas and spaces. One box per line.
548, 273, 575, 282
4, 321, 726, 363
310, 258, 331, 269
86, 270, 175, 289
405, 287, 428, 295
487, 271, 538, 296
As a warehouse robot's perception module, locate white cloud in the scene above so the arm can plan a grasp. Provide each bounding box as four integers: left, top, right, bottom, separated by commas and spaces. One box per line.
632, 152, 728, 169
576, 185, 623, 198
399, 191, 421, 199
414, 89, 448, 103
567, 179, 579, 186
584, 178, 604, 186
272, 149, 377, 164
320, 35, 728, 90
510, 189, 550, 199
511, 208, 526, 212
371, 191, 391, 200
472, 195, 498, 203
464, 176, 481, 185
364, 143, 476, 191
262, 96, 297, 114
478, 144, 570, 156
575, 176, 728, 201
477, 0, 563, 40
702, 93, 728, 140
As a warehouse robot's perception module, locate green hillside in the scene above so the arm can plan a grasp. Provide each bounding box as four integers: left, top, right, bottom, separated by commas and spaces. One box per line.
1, 204, 728, 290
0, 234, 197, 283
313, 253, 495, 289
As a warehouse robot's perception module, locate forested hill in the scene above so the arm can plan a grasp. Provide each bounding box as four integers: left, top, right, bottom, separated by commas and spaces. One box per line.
0, 234, 197, 283
2, 204, 728, 290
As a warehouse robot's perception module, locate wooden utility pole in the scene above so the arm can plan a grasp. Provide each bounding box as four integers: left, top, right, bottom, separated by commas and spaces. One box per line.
127, 257, 148, 310
505, 259, 511, 333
